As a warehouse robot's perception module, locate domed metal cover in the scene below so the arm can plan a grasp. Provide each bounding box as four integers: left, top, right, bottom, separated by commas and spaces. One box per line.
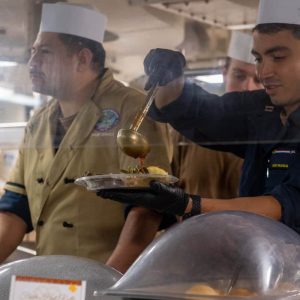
105, 211, 300, 299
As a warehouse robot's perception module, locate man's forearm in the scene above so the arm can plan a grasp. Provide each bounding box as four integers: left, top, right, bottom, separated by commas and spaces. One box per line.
185, 195, 281, 220
106, 207, 162, 274
154, 76, 185, 109
0, 212, 27, 263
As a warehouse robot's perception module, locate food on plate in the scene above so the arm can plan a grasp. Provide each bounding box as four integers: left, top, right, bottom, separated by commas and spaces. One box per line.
185, 283, 221, 296
75, 166, 175, 191
146, 166, 168, 175
121, 165, 168, 175
117, 165, 172, 187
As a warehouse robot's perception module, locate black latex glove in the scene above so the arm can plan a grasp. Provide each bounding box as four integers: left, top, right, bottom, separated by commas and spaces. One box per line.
97, 181, 189, 216
143, 48, 186, 90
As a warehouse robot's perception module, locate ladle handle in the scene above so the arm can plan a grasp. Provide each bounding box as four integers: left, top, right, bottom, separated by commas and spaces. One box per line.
129, 83, 159, 132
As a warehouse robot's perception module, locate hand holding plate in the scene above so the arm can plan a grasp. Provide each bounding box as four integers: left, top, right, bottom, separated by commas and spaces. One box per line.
97, 180, 189, 216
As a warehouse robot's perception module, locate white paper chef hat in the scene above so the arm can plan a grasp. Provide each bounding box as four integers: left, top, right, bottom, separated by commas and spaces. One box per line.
39, 3, 107, 43
257, 0, 300, 25
227, 31, 255, 64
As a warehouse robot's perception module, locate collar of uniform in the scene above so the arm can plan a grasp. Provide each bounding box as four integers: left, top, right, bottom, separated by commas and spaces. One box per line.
288, 108, 300, 128
26, 98, 59, 136
91, 68, 115, 105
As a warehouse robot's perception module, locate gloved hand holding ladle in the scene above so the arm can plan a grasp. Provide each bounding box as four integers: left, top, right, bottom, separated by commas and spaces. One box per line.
117, 48, 186, 159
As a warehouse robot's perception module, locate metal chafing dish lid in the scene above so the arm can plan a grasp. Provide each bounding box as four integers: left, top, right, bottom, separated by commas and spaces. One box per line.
103, 211, 300, 300
0, 255, 122, 300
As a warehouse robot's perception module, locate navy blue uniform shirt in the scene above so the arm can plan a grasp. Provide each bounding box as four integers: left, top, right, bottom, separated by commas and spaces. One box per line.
149, 82, 300, 233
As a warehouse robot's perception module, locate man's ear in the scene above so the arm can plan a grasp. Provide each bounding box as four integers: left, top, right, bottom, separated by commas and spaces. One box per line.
77, 48, 93, 71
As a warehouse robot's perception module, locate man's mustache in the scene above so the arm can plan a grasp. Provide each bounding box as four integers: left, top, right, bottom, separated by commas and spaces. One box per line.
262, 79, 281, 87
29, 68, 45, 78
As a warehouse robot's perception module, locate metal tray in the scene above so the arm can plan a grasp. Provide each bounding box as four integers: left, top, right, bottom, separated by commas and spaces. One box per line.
75, 174, 179, 191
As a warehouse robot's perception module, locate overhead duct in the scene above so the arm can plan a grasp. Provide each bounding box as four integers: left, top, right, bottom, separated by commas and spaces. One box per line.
176, 20, 210, 60
175, 19, 228, 67
140, 0, 258, 30
143, 5, 184, 27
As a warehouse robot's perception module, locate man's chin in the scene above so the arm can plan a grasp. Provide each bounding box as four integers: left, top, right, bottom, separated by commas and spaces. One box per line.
269, 95, 284, 107
31, 84, 43, 93
32, 85, 50, 96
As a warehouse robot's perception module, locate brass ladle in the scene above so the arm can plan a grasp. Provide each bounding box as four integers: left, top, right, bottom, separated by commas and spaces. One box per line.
117, 83, 159, 159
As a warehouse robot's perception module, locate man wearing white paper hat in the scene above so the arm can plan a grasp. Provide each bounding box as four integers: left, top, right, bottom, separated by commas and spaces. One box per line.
98, 0, 300, 235
171, 31, 263, 200
223, 31, 262, 92
0, 3, 172, 273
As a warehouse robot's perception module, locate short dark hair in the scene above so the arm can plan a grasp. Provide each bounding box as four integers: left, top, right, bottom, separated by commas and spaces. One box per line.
58, 33, 106, 75
253, 23, 300, 40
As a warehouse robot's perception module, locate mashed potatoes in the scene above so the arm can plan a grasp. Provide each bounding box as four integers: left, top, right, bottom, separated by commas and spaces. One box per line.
146, 166, 168, 175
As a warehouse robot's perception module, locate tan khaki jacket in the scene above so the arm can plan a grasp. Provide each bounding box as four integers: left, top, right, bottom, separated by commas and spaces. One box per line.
172, 130, 243, 198
5, 70, 170, 262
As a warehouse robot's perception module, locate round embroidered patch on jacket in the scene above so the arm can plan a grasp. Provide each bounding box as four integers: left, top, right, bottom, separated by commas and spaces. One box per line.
94, 109, 120, 132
